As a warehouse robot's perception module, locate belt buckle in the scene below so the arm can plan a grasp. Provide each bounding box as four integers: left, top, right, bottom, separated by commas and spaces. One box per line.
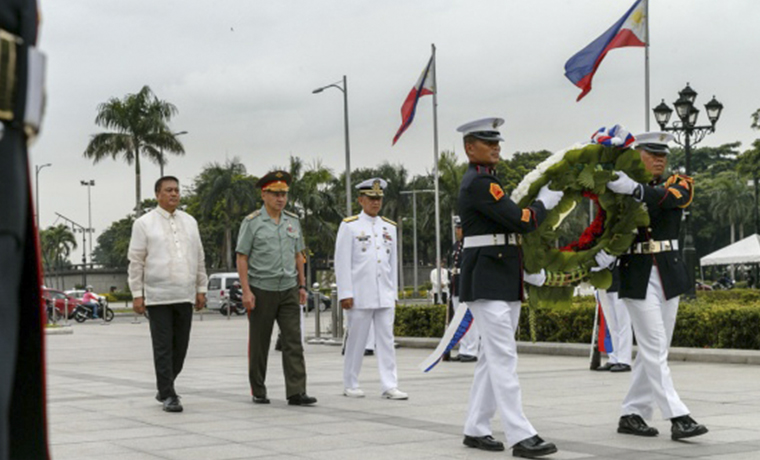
649, 241, 661, 253
493, 234, 499, 246
662, 241, 671, 251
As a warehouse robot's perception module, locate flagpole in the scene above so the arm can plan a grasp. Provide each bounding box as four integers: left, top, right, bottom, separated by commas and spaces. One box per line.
644, 0, 650, 131
431, 43, 442, 305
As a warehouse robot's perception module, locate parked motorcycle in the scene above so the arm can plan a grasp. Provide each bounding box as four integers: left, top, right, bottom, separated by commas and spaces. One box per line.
219, 298, 246, 316
74, 299, 114, 322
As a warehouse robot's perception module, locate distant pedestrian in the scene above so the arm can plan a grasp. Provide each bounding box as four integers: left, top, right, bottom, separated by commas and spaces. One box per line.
128, 176, 208, 413
235, 170, 316, 406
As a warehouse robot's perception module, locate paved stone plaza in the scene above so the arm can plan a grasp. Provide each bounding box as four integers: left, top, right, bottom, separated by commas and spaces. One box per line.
46, 314, 760, 460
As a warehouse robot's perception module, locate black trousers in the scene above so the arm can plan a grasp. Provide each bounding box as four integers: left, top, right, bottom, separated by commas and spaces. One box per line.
146, 303, 193, 399
248, 286, 306, 399
0, 124, 48, 459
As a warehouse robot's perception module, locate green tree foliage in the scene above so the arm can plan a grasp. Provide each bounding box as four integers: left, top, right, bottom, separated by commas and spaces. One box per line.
40, 224, 77, 270
707, 171, 753, 244
84, 86, 184, 217
188, 158, 258, 270
497, 150, 552, 194
92, 216, 135, 269
667, 142, 741, 177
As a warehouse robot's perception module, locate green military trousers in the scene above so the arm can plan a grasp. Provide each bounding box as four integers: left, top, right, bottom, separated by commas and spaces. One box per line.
248, 285, 306, 399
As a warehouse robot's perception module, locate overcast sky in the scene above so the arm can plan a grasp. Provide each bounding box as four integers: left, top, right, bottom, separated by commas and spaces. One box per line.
32, 0, 760, 266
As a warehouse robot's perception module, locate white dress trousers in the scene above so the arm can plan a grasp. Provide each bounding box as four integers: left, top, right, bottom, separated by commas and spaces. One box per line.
598, 289, 632, 365
455, 296, 480, 357
620, 266, 689, 420
344, 307, 398, 392
365, 322, 375, 351
464, 299, 537, 447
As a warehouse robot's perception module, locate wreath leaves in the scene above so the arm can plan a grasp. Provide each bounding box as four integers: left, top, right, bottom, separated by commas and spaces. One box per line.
513, 143, 651, 307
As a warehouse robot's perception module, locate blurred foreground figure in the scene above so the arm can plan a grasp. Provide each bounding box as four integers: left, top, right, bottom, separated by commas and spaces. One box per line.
1, 0, 50, 458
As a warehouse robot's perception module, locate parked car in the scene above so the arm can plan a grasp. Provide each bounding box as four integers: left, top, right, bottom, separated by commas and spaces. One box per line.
206, 272, 239, 311
42, 288, 80, 319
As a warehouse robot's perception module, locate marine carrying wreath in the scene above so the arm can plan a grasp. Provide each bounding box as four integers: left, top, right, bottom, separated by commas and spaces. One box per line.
512, 139, 652, 307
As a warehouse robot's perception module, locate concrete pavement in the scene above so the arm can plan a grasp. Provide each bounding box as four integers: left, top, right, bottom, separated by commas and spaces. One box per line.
45, 314, 760, 460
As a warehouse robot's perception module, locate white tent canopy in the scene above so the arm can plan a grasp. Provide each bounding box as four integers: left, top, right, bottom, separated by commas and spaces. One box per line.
700, 234, 760, 266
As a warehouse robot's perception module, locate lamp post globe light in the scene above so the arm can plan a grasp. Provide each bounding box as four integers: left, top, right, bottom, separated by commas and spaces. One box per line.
652, 83, 723, 299
312, 76, 352, 218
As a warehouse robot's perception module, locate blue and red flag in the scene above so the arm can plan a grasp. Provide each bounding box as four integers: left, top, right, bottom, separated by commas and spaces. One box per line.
565, 0, 647, 101
595, 293, 614, 354
392, 54, 435, 145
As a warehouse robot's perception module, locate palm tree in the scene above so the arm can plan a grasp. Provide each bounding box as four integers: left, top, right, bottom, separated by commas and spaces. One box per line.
708, 171, 753, 244
84, 86, 184, 217
40, 224, 77, 271
194, 158, 258, 270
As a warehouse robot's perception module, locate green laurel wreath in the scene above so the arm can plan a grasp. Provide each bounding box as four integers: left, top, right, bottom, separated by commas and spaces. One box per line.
514, 143, 652, 309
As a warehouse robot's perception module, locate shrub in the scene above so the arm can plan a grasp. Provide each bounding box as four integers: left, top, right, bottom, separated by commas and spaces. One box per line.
393, 289, 760, 350
394, 304, 447, 338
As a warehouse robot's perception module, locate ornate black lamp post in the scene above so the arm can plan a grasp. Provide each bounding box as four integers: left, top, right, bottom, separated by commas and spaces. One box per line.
653, 83, 724, 298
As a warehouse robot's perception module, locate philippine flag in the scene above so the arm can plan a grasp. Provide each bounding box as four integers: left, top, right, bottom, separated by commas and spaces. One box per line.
392, 54, 435, 145
565, 0, 647, 101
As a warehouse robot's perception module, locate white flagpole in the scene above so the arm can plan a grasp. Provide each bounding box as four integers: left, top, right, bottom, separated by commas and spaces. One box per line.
644, 0, 650, 131
431, 43, 442, 304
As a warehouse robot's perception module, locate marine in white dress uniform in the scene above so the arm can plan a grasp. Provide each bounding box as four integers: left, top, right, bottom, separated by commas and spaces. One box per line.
457, 118, 561, 458
334, 178, 408, 400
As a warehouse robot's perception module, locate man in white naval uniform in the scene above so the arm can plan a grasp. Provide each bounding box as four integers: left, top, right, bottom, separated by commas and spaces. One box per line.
334, 178, 408, 400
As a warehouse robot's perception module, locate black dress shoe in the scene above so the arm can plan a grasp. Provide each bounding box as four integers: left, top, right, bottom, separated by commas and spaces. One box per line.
512, 435, 558, 458
287, 393, 317, 406
364, 349, 374, 356
610, 363, 631, 373
155, 392, 162, 403
458, 354, 478, 363
618, 414, 658, 437
463, 435, 504, 451
595, 362, 615, 371
162, 396, 183, 413
252, 395, 270, 404
671, 415, 708, 440
449, 355, 461, 362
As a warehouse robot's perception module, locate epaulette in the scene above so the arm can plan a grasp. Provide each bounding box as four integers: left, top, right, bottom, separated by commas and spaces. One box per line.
245, 210, 261, 220
283, 210, 300, 219
381, 216, 397, 226
343, 215, 359, 223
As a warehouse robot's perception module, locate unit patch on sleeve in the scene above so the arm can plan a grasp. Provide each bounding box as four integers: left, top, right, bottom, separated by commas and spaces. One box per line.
489, 183, 505, 201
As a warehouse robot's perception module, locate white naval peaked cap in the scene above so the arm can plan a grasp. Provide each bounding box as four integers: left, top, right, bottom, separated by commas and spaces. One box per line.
634, 131, 675, 155
356, 178, 387, 197
456, 117, 505, 141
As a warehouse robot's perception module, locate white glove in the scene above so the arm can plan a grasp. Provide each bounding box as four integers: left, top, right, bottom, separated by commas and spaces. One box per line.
607, 171, 639, 196
523, 269, 547, 287
536, 183, 564, 210
591, 250, 616, 272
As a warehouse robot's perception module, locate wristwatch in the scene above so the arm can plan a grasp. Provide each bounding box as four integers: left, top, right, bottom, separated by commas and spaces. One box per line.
298, 285, 307, 290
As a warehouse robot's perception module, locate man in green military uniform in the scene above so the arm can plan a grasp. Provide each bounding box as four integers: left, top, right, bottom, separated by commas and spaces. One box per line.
235, 170, 317, 406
